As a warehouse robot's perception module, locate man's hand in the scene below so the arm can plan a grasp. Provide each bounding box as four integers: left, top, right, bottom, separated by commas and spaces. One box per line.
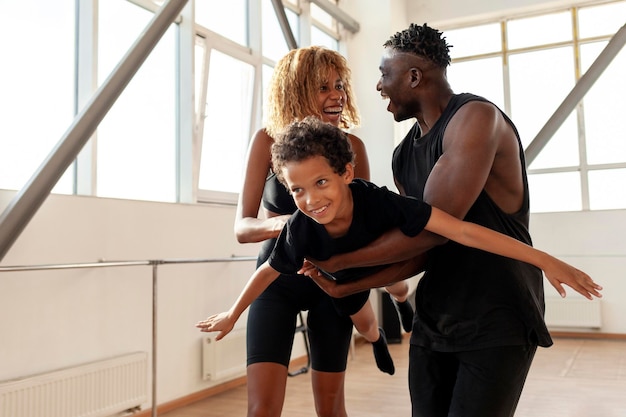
300, 256, 427, 298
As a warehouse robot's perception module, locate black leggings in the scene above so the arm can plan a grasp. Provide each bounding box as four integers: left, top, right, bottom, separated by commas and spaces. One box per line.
246, 273, 353, 372
409, 343, 537, 417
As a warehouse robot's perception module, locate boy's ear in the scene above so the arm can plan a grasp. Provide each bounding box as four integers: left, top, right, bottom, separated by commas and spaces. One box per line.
343, 163, 355, 183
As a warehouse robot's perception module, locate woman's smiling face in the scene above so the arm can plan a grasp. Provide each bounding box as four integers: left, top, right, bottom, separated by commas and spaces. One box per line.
317, 68, 347, 127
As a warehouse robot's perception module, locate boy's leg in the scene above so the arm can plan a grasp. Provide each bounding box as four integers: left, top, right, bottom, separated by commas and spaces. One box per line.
350, 299, 379, 341
350, 301, 395, 375
384, 281, 415, 333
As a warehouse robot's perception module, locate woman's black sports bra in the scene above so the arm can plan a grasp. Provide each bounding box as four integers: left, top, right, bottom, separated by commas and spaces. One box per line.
262, 172, 296, 215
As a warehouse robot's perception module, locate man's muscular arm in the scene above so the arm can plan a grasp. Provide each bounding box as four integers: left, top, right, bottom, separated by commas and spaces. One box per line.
303, 101, 510, 294
308, 227, 441, 273
302, 253, 428, 298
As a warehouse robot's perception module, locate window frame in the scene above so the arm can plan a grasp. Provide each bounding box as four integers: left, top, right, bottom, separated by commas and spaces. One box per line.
442, 1, 626, 213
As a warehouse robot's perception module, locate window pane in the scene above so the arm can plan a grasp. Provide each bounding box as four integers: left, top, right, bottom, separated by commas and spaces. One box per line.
199, 51, 254, 193
0, 0, 74, 193
588, 168, 626, 210
580, 41, 626, 165
195, 37, 207, 122
447, 57, 504, 110
579, 1, 626, 39
507, 12, 572, 49
195, 0, 247, 46
98, 0, 176, 202
446, 23, 502, 58
262, 1, 298, 62
311, 26, 338, 50
261, 64, 274, 123
509, 47, 579, 169
528, 172, 582, 213
310, 3, 335, 32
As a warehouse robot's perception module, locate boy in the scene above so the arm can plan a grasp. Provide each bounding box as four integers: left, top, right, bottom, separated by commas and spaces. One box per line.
197, 116, 601, 375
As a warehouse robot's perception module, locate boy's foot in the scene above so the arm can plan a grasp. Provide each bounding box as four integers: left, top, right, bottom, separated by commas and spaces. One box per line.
372, 328, 395, 375
392, 299, 414, 333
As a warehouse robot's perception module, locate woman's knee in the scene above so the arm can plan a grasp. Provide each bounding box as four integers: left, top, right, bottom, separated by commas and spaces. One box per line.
246, 362, 288, 417
311, 370, 348, 417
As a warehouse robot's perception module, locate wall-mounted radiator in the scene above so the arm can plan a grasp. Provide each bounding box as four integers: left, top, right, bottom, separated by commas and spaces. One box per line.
544, 297, 602, 329
0, 352, 148, 417
202, 329, 246, 381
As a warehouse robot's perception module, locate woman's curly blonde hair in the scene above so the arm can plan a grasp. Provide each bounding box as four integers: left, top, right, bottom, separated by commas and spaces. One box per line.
264, 46, 360, 138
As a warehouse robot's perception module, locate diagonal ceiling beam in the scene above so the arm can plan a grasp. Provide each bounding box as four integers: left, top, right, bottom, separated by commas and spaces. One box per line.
525, 23, 626, 165
0, 0, 189, 262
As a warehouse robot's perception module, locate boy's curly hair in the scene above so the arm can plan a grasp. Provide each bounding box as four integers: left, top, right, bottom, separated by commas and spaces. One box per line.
271, 116, 354, 186
264, 46, 360, 138
383, 23, 452, 68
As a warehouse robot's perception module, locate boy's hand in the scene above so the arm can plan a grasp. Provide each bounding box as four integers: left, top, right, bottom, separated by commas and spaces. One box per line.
196, 312, 235, 341
299, 257, 340, 275
298, 259, 323, 277
543, 256, 603, 300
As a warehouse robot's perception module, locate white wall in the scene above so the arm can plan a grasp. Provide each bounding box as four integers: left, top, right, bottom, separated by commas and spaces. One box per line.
530, 210, 626, 333
342, 0, 414, 189
408, 0, 599, 27
0, 190, 272, 407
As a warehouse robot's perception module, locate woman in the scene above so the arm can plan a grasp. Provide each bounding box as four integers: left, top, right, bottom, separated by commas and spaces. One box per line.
233, 46, 411, 416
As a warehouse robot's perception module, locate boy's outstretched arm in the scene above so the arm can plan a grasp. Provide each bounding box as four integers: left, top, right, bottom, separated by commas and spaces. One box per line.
425, 206, 603, 300
196, 261, 280, 340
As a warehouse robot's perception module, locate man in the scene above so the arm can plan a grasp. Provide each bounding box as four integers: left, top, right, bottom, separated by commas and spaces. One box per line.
303, 23, 560, 417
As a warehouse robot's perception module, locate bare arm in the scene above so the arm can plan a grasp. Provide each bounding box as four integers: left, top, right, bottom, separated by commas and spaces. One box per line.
309, 104, 499, 266
347, 133, 371, 181
305, 101, 524, 292
304, 254, 427, 298
425, 207, 603, 299
234, 129, 291, 243
196, 262, 280, 340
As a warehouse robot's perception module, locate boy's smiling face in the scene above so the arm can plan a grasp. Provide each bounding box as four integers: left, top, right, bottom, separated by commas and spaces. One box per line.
281, 155, 354, 230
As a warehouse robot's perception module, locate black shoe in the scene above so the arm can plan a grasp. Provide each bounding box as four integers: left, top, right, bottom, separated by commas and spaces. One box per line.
372, 328, 395, 375
392, 299, 414, 333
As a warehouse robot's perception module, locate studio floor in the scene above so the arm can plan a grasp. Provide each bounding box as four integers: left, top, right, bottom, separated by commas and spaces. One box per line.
162, 336, 626, 417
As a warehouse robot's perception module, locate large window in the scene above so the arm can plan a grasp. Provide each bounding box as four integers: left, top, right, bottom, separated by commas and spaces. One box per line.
197, 48, 254, 196
97, 0, 177, 202
0, 0, 75, 194
0, 0, 350, 205
444, 0, 626, 213
194, 0, 345, 202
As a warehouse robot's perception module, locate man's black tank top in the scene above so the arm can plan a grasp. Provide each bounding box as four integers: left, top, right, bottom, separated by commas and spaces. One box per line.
393, 93, 552, 351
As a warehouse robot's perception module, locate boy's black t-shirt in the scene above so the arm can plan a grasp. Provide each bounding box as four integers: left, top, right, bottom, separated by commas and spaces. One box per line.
268, 179, 432, 280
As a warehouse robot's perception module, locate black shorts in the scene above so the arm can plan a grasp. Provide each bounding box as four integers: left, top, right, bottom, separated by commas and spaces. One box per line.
246, 273, 353, 372
408, 343, 537, 417
331, 290, 371, 316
